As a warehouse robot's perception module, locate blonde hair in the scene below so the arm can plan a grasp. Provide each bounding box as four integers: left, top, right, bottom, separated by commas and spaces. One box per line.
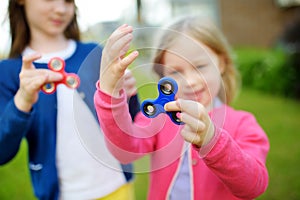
152, 15, 240, 104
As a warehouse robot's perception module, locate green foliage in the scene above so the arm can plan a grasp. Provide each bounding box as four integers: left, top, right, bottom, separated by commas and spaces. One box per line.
0, 141, 36, 200
232, 88, 300, 200
235, 47, 299, 99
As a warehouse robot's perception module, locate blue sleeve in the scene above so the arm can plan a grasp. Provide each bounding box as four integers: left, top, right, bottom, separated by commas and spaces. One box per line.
0, 99, 34, 164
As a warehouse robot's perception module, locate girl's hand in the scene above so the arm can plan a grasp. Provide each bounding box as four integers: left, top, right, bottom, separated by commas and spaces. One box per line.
164, 99, 215, 147
14, 53, 63, 112
124, 69, 137, 99
100, 24, 139, 97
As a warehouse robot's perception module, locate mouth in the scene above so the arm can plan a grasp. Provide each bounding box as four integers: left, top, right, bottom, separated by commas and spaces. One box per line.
182, 89, 204, 101
51, 19, 64, 26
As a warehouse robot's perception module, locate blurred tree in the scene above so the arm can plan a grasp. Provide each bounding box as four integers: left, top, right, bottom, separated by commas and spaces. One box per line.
136, 0, 142, 24
278, 12, 300, 99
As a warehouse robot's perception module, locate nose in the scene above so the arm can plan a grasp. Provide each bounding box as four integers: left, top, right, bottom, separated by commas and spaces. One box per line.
184, 70, 204, 88
53, 0, 68, 14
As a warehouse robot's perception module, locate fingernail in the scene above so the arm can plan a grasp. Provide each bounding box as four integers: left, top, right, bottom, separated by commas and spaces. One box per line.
176, 112, 181, 119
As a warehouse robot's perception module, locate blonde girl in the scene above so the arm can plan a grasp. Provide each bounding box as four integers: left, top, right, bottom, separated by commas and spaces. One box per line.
95, 16, 269, 199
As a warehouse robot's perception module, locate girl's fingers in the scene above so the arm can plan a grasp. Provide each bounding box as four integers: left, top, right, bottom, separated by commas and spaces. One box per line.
42, 69, 63, 82
180, 126, 202, 145
176, 99, 206, 119
124, 69, 136, 85
106, 25, 134, 59
165, 99, 214, 146
108, 24, 133, 46
120, 51, 139, 70
20, 53, 63, 91
22, 53, 42, 70
119, 42, 131, 58
99, 24, 137, 97
106, 24, 133, 54
165, 101, 206, 132
26, 75, 49, 91
165, 99, 205, 119
21, 68, 63, 82
165, 99, 207, 133
180, 112, 206, 132
124, 69, 137, 97
164, 101, 180, 111
124, 69, 132, 78
111, 33, 133, 58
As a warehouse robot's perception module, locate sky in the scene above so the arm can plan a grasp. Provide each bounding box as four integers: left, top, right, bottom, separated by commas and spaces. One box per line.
0, 0, 210, 55
0, 0, 135, 55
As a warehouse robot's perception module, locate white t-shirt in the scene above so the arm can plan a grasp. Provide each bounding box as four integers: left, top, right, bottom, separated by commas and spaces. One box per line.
23, 41, 126, 199
56, 86, 125, 199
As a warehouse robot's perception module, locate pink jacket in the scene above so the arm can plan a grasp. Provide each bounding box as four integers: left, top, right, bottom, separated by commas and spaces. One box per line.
94, 87, 269, 200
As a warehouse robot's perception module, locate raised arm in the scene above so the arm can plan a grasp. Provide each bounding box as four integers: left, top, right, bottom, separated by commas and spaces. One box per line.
94, 25, 176, 163
99, 24, 138, 97
0, 54, 63, 164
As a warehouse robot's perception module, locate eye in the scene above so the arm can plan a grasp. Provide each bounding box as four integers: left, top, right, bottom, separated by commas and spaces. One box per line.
164, 68, 180, 76
168, 70, 180, 76
196, 65, 206, 70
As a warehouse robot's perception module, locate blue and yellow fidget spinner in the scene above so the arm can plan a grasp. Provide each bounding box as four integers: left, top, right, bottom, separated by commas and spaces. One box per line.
41, 57, 80, 94
141, 77, 183, 125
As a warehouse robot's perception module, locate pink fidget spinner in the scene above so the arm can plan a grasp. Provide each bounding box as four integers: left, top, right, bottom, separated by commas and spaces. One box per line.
41, 57, 80, 94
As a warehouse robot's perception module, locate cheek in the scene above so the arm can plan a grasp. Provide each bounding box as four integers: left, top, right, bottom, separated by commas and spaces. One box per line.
65, 6, 75, 22
24, 5, 38, 23
169, 76, 185, 98
67, 11, 75, 23
206, 74, 222, 98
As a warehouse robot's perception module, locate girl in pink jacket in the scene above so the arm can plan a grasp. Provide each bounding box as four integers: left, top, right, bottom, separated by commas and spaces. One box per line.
94, 16, 269, 200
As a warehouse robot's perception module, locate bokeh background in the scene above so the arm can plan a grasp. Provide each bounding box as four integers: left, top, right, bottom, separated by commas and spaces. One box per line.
0, 0, 300, 199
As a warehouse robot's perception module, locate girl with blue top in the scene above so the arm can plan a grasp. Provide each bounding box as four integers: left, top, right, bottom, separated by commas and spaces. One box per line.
0, 0, 139, 199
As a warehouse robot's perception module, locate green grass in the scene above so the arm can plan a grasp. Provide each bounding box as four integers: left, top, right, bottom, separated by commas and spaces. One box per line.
0, 88, 299, 200
233, 88, 300, 200
0, 141, 35, 200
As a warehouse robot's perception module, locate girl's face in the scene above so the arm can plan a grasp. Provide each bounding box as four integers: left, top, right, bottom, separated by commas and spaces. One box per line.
161, 36, 225, 108
22, 0, 75, 38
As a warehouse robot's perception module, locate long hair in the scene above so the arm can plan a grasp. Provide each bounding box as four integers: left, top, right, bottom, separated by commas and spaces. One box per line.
152, 15, 240, 104
8, 0, 80, 58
